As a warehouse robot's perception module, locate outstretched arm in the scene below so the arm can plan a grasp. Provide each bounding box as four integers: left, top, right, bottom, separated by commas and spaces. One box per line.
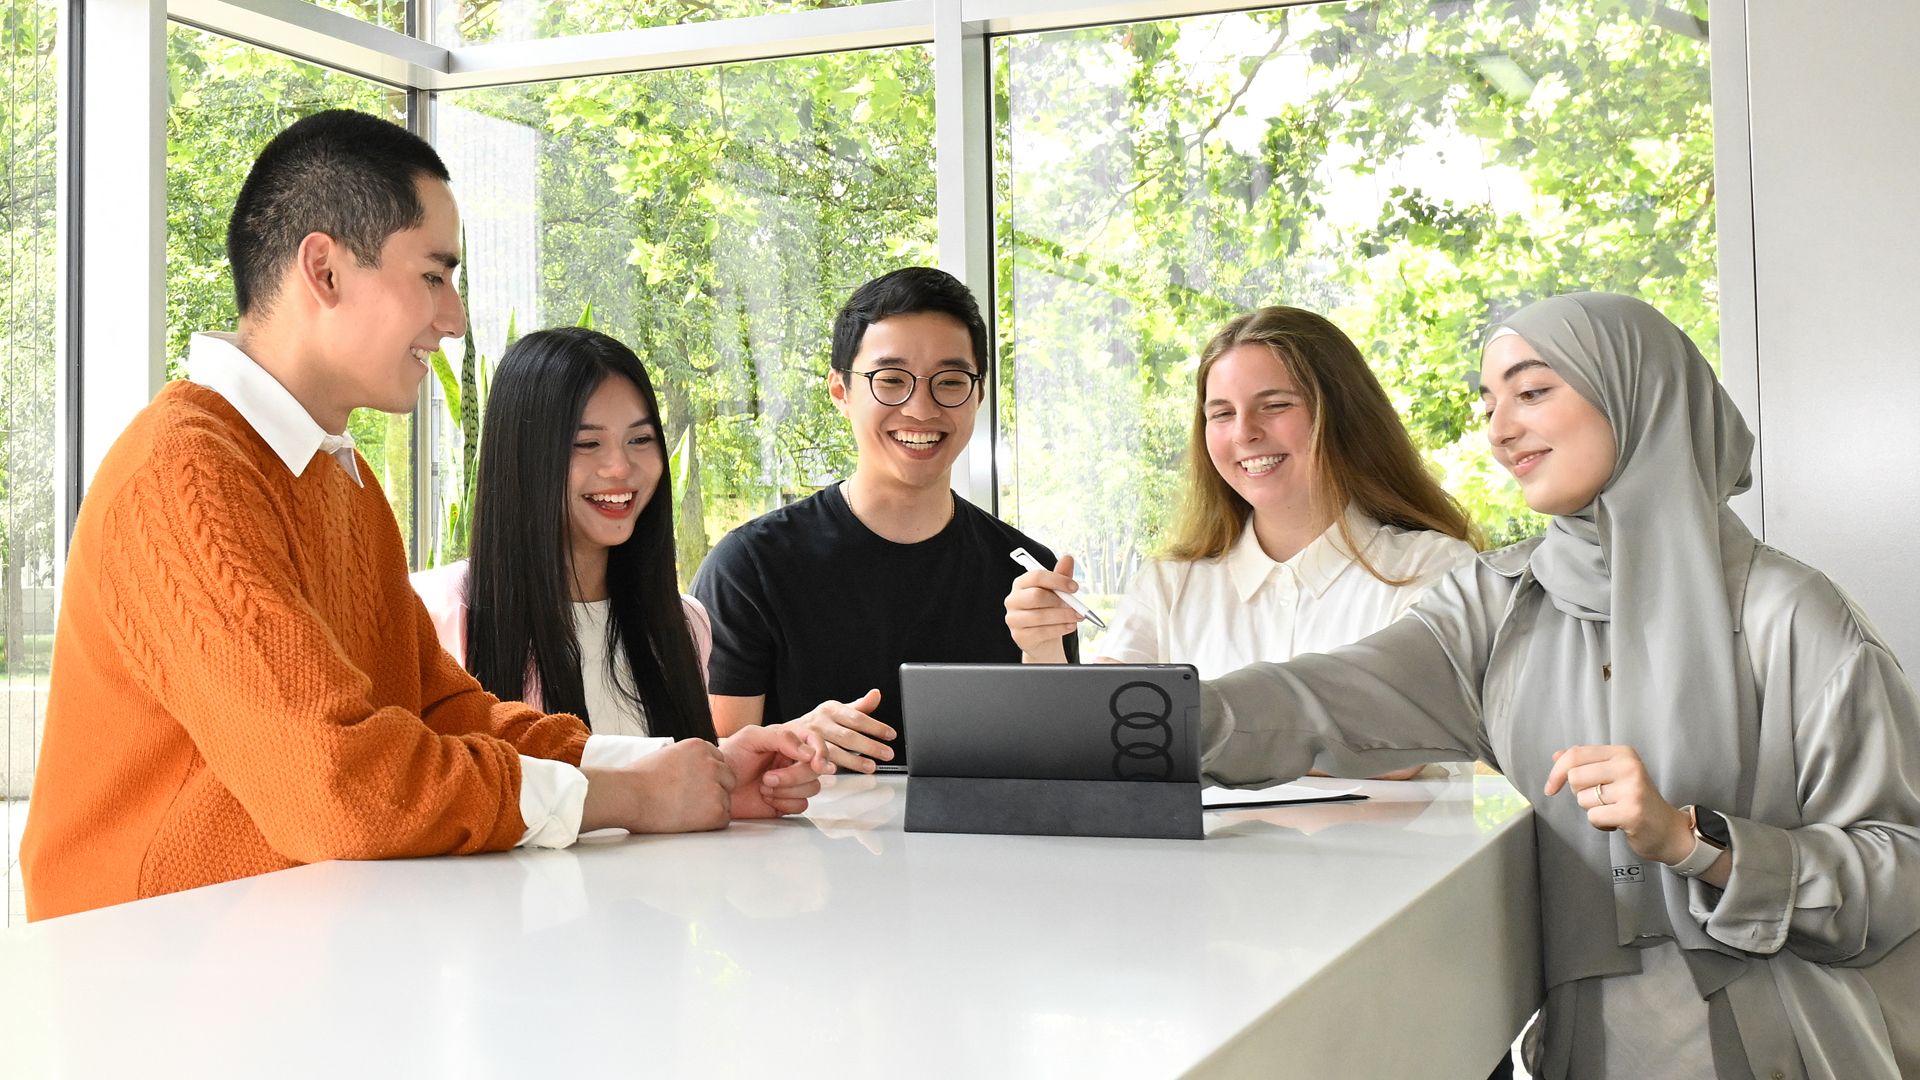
1203, 605, 1492, 786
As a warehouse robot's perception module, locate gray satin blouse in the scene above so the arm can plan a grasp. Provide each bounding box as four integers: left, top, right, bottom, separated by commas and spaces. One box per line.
1201, 539, 1920, 1079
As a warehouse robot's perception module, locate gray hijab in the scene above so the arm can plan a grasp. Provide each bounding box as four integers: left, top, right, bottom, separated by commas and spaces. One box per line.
1495, 292, 1759, 980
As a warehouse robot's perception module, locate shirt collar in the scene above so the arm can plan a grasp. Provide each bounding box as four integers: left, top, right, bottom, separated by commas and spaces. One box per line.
1225, 504, 1384, 603
188, 332, 362, 487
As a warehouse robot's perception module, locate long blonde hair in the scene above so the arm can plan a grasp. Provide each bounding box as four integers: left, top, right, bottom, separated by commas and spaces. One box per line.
1162, 306, 1481, 582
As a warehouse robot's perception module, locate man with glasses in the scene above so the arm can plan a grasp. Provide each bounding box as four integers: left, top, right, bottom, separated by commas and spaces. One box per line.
694, 267, 1078, 773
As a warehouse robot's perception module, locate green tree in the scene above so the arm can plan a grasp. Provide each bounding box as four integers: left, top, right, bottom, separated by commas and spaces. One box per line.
1, 0, 60, 674
156, 0, 1717, 595
995, 0, 1716, 602
443, 0, 879, 45
446, 45, 936, 583
2, 0, 60, 808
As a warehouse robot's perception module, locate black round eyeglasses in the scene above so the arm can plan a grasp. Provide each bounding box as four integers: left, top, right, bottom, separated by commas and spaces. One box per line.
843, 367, 982, 408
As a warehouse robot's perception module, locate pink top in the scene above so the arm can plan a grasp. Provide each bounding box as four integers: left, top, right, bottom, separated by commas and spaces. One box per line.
410, 560, 713, 713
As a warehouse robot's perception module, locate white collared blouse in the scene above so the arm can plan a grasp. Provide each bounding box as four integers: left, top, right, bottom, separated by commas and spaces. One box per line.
1094, 506, 1477, 678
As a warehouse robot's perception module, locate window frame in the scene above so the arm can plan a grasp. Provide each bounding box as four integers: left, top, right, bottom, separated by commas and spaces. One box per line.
69, 0, 1759, 568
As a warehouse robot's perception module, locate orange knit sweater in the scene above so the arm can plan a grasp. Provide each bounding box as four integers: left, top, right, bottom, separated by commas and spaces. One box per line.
22, 381, 590, 920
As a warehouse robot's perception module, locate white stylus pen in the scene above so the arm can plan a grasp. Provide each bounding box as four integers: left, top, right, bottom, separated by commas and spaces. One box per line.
1009, 547, 1107, 630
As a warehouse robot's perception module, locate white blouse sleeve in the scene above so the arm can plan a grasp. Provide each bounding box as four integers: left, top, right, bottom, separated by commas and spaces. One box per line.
1384, 534, 1480, 621
1092, 560, 1175, 664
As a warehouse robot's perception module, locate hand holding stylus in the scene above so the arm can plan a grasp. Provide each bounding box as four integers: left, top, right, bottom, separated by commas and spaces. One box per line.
1004, 550, 1101, 663
1009, 548, 1107, 630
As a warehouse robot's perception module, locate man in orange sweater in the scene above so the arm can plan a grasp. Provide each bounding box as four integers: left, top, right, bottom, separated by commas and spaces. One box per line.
22, 110, 826, 921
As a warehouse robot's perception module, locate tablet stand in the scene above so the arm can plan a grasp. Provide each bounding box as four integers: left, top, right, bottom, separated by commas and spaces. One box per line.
905, 776, 1202, 840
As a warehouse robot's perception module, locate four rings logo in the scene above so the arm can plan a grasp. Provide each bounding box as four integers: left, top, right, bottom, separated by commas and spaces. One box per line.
1109, 681, 1176, 781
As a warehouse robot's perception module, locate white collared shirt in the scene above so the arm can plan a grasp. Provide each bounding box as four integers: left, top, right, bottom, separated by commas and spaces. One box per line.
187, 331, 653, 849
1095, 506, 1476, 678
188, 332, 362, 486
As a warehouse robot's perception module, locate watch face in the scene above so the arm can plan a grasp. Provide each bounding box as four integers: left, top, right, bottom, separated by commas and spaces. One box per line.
1696, 807, 1733, 848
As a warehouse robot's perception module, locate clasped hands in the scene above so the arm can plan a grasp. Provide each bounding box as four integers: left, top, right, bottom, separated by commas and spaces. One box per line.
581, 722, 832, 835
586, 687, 899, 837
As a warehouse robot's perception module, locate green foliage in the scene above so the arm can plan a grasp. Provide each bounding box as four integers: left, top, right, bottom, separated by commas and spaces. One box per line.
996, 0, 1716, 586
153, 0, 1717, 593
442, 1, 885, 47
425, 338, 480, 566
424, 260, 492, 568
445, 45, 937, 584
310, 0, 404, 33
1, 0, 60, 694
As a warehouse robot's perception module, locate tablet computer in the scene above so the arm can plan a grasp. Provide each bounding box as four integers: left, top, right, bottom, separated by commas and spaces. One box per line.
900, 663, 1200, 782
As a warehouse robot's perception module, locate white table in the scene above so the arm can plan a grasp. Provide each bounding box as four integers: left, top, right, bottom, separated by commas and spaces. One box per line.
0, 774, 1539, 1078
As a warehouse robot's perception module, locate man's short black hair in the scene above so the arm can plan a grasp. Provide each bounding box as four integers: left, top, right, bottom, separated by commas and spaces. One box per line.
226, 109, 451, 316
830, 267, 990, 374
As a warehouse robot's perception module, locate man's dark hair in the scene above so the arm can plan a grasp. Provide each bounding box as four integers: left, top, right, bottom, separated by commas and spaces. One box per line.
830, 267, 990, 374
226, 109, 451, 315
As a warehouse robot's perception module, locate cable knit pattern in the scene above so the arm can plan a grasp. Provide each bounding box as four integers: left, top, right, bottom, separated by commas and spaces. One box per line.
22, 381, 591, 920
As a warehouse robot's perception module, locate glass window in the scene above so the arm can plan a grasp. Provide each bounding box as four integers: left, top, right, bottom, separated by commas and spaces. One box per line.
3, 0, 61, 929
303, 0, 407, 35
993, 0, 1716, 648
434, 1, 893, 48
433, 45, 935, 583
165, 25, 417, 554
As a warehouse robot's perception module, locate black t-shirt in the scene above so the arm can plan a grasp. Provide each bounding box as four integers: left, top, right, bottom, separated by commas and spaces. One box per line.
691, 483, 1078, 757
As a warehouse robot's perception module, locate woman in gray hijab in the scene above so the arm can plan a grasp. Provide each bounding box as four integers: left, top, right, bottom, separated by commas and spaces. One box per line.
1201, 291, 1920, 1079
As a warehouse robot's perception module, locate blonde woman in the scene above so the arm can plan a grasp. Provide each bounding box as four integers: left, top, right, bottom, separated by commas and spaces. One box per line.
1006, 306, 1479, 777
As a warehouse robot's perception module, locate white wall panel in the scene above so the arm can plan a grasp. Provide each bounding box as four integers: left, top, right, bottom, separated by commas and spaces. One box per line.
1744, 1, 1920, 662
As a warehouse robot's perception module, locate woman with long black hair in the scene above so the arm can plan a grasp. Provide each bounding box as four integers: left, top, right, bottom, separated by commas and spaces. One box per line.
414, 326, 712, 740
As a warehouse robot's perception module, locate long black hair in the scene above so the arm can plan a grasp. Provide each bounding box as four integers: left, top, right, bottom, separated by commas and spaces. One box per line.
464, 327, 716, 741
